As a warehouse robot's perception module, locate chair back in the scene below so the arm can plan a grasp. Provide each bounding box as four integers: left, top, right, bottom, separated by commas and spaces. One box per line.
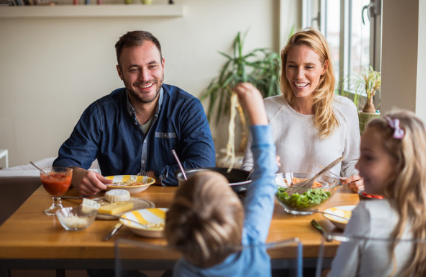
115, 237, 303, 277
315, 233, 426, 277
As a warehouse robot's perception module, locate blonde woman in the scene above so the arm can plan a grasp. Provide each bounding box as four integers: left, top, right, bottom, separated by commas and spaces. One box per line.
328, 110, 426, 276
241, 28, 363, 191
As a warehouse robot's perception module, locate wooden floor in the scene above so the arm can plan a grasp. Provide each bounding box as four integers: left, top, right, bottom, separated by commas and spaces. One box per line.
10, 270, 166, 277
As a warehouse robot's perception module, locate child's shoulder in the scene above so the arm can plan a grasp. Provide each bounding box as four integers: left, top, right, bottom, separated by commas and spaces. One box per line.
355, 199, 393, 216
351, 200, 397, 230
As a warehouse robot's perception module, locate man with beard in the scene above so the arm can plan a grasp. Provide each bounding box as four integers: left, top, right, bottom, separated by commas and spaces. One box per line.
53, 31, 215, 196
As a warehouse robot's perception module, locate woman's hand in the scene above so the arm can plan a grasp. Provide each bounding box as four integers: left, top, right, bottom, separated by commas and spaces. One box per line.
341, 174, 364, 192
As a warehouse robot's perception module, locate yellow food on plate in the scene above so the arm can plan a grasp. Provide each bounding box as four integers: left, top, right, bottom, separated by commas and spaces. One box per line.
98, 201, 134, 215
327, 207, 352, 222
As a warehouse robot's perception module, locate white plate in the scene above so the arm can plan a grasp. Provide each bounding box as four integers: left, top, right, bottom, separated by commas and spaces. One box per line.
105, 175, 155, 194
120, 208, 168, 238
323, 205, 355, 230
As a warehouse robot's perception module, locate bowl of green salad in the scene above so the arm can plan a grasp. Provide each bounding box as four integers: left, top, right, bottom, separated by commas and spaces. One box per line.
275, 172, 340, 215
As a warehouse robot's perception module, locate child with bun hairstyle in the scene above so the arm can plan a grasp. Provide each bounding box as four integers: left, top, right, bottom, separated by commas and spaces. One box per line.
165, 82, 278, 276
328, 110, 426, 276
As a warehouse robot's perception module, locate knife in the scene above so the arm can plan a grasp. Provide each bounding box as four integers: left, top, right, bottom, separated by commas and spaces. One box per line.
103, 222, 123, 241
61, 196, 83, 200
311, 219, 333, 242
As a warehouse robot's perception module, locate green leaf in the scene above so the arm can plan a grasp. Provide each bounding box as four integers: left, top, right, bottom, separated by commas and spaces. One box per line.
199, 29, 282, 125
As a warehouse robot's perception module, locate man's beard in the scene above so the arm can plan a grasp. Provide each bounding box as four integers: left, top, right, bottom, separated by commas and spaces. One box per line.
126, 74, 163, 104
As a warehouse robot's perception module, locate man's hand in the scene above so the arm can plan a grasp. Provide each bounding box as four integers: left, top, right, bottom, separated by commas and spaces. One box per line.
71, 167, 112, 196
341, 174, 364, 192
146, 171, 161, 184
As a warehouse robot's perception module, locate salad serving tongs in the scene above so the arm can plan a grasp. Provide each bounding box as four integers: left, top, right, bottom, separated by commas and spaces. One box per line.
288, 156, 345, 192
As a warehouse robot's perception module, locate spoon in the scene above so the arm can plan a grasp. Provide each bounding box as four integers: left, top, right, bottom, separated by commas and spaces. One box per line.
172, 149, 187, 181
29, 161, 51, 178
289, 156, 345, 191
246, 168, 254, 181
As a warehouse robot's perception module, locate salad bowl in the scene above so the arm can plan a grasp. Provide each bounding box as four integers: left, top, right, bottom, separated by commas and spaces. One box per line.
275, 172, 340, 215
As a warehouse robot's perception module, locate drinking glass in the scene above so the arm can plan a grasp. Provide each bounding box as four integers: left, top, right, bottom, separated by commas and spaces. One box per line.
40, 167, 73, 216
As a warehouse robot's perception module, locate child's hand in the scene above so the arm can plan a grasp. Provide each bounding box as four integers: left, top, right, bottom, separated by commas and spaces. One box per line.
341, 175, 364, 192
232, 83, 268, 125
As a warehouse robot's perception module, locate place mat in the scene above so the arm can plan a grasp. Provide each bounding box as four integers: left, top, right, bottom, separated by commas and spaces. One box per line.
92, 197, 155, 220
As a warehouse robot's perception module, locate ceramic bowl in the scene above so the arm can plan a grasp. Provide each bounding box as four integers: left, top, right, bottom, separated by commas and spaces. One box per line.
176, 167, 252, 195
275, 172, 340, 213
56, 206, 97, 231
106, 175, 155, 194
120, 208, 167, 238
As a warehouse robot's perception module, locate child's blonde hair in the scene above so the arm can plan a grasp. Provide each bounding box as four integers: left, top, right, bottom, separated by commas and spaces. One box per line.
280, 28, 338, 138
165, 171, 244, 268
365, 110, 426, 276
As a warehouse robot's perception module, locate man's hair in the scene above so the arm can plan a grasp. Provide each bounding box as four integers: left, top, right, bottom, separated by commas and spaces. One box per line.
165, 171, 244, 268
115, 30, 162, 65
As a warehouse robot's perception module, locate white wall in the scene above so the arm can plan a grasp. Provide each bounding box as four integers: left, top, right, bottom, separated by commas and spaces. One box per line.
381, 0, 426, 121
416, 0, 426, 121
0, 0, 297, 167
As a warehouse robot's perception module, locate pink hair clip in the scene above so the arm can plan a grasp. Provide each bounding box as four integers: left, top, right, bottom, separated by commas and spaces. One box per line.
386, 117, 405, 139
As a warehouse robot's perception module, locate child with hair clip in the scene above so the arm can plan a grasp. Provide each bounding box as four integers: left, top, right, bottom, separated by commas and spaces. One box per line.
328, 110, 426, 277
164, 82, 278, 277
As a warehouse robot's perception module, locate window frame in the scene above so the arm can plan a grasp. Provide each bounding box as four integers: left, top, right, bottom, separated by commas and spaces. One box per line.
302, 0, 382, 105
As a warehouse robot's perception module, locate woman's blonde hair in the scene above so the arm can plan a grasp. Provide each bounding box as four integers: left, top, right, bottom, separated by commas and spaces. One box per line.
165, 171, 244, 268
365, 110, 426, 276
280, 28, 338, 138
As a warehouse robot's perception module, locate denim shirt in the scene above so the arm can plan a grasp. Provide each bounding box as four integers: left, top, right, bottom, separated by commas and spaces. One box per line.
53, 84, 216, 186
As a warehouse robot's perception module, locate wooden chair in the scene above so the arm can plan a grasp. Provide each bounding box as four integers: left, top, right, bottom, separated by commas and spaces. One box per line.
315, 232, 426, 277
115, 237, 303, 277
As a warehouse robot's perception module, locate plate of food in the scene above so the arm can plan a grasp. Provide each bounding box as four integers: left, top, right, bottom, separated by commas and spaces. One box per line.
322, 205, 355, 230
106, 175, 155, 194
81, 189, 155, 220
120, 208, 168, 238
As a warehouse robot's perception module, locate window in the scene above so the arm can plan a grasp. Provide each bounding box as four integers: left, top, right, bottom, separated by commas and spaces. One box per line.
302, 0, 382, 104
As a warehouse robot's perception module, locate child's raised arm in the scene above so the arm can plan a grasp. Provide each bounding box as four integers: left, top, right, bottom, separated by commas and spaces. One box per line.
233, 83, 268, 126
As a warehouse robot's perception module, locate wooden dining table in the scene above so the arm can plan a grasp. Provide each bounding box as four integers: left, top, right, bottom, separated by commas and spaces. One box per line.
0, 182, 359, 276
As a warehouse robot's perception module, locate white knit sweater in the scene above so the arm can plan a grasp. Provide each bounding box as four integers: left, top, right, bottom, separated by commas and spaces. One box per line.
241, 95, 360, 177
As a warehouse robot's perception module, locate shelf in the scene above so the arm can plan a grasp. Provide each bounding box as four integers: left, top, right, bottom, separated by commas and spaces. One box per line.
0, 4, 184, 18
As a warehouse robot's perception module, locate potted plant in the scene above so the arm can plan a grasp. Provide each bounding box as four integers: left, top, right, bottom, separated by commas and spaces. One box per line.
200, 30, 281, 157
338, 66, 381, 133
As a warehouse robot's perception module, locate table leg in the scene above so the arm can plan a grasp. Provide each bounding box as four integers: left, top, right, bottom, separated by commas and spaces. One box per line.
56, 269, 65, 277
0, 262, 10, 277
